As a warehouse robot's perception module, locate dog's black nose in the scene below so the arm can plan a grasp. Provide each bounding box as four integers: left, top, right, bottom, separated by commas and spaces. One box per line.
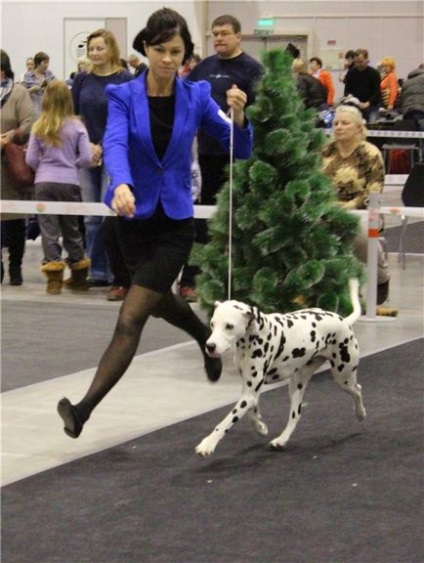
206, 343, 216, 354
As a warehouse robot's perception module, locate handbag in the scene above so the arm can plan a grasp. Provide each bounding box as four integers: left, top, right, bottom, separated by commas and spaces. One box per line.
4, 141, 35, 190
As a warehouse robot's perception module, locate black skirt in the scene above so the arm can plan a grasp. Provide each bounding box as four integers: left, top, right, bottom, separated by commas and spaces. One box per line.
116, 205, 194, 294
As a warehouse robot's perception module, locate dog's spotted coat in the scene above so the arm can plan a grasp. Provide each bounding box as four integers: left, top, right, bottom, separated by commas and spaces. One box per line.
196, 279, 366, 457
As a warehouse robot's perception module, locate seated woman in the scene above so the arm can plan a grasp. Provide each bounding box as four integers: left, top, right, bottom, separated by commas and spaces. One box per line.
321, 104, 390, 304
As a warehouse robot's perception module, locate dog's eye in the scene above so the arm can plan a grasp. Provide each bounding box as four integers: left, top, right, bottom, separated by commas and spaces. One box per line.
225, 323, 234, 330
210, 322, 214, 329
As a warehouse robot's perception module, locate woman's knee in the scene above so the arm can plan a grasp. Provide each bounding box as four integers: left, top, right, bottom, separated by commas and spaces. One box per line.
150, 292, 170, 318
115, 307, 146, 338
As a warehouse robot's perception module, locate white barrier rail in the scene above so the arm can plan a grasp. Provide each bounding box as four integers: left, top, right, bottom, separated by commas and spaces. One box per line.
0, 201, 217, 219
366, 130, 424, 139
384, 174, 408, 187
1, 199, 422, 320
325, 129, 424, 140
380, 206, 424, 219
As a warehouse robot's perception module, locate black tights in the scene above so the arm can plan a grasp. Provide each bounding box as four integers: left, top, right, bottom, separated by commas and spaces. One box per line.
75, 286, 209, 422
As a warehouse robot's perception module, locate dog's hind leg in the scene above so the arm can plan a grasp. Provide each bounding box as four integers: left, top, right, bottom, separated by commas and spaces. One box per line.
248, 405, 268, 436
195, 389, 260, 457
333, 367, 366, 421
270, 358, 326, 450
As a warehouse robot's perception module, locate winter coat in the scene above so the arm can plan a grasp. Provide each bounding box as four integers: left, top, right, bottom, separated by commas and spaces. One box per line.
1, 83, 35, 220
296, 74, 328, 110
399, 67, 424, 116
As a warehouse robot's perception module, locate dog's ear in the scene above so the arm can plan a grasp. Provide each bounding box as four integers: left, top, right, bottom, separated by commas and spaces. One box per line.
214, 300, 222, 308
243, 306, 255, 320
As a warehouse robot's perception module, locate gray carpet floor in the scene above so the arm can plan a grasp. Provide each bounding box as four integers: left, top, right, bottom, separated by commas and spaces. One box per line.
384, 220, 423, 254
2, 339, 423, 563
1, 302, 195, 391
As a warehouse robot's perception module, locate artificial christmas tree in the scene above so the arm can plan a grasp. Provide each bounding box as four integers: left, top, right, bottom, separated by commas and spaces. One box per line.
194, 48, 364, 316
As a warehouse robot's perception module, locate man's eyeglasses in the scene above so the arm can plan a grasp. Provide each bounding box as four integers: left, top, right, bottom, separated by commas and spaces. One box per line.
211, 31, 234, 39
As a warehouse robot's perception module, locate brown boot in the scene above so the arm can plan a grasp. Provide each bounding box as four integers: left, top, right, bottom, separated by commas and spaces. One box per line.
41, 261, 65, 294
64, 257, 91, 291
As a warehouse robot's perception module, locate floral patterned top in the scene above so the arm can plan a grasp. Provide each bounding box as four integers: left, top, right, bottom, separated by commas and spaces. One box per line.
321, 140, 384, 209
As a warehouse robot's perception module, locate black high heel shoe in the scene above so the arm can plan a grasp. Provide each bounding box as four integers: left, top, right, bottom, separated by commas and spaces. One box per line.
57, 398, 84, 438
202, 352, 222, 382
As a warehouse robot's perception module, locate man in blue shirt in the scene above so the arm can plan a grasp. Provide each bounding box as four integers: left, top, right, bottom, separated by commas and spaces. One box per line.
179, 14, 263, 300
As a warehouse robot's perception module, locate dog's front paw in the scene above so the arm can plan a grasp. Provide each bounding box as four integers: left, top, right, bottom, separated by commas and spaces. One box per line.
253, 419, 268, 436
195, 436, 217, 457
356, 406, 366, 421
269, 438, 288, 451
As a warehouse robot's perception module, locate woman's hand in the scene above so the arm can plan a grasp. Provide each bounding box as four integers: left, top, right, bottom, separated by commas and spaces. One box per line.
1, 133, 10, 148
111, 184, 136, 218
226, 84, 247, 127
90, 143, 103, 167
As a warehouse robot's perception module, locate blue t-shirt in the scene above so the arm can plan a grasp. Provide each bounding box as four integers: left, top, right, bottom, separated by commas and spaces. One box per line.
72, 70, 132, 144
186, 52, 263, 155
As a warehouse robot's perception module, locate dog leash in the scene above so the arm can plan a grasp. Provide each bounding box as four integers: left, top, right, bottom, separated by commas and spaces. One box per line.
228, 106, 234, 300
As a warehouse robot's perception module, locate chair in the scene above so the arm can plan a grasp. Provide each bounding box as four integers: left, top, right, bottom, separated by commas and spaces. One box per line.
398, 163, 424, 268
381, 119, 422, 174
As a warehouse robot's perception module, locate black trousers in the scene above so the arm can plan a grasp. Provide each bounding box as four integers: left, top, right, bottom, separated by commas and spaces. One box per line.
1, 219, 26, 269
102, 216, 132, 288
180, 154, 230, 287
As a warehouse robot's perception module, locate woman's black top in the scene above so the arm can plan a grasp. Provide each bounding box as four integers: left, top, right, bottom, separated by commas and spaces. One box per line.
148, 95, 175, 160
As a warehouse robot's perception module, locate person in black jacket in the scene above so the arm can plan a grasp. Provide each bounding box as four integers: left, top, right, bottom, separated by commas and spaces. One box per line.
399, 64, 424, 130
177, 13, 263, 301
344, 49, 381, 124
292, 58, 328, 110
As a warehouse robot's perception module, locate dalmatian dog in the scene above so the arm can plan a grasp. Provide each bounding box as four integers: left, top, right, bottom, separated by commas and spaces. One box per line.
195, 279, 366, 457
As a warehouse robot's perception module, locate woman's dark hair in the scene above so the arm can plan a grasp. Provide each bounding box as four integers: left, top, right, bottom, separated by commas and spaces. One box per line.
133, 8, 194, 64
0, 49, 14, 80
34, 51, 49, 68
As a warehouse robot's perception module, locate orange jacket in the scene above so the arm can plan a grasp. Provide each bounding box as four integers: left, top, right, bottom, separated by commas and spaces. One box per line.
380, 72, 398, 108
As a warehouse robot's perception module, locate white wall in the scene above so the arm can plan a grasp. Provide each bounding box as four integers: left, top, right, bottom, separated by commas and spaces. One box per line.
1, 1, 205, 80
2, 0, 423, 82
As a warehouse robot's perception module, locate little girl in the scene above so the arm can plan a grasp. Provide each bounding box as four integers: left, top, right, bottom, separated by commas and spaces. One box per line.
26, 80, 93, 294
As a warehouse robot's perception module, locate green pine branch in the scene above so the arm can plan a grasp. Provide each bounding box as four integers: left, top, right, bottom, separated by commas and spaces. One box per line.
193, 48, 364, 317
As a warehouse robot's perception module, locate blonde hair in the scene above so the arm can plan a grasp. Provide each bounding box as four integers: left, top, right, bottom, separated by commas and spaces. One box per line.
87, 28, 122, 73
32, 81, 76, 146
292, 58, 307, 74
77, 55, 91, 72
334, 105, 367, 141
380, 56, 396, 71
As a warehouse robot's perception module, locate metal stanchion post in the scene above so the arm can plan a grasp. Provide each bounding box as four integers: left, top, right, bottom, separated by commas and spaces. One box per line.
364, 193, 379, 320
358, 195, 398, 322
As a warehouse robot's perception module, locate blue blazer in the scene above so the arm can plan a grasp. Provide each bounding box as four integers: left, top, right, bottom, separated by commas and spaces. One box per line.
103, 75, 253, 219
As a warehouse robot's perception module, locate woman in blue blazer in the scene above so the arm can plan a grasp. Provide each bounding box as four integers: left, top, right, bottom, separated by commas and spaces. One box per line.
57, 7, 253, 439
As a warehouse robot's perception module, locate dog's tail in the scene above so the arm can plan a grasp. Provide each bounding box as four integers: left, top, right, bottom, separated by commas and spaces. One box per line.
345, 278, 362, 326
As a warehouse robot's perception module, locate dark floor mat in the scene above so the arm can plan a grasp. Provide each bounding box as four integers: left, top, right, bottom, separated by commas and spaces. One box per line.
1, 339, 423, 563
384, 220, 424, 254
